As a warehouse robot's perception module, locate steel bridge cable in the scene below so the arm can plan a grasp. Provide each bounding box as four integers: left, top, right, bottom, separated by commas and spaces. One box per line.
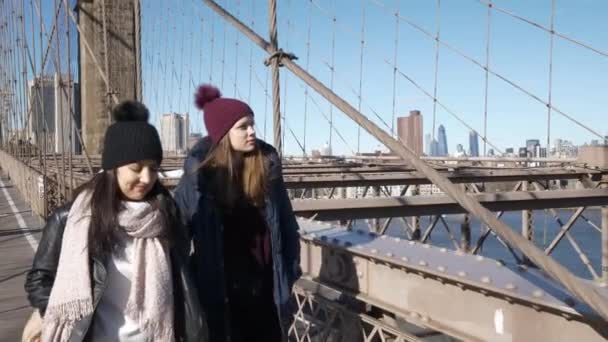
232, 0, 240, 98
390, 0, 399, 138
281, 20, 419, 158
387, 60, 504, 154
546, 0, 555, 154
247, 53, 304, 154
198, 2, 608, 322
482, 0, 491, 156
280, 0, 295, 154
328, 0, 336, 151
101, 0, 111, 123
477, 0, 608, 59
431, 0, 441, 146
296, 81, 356, 156
307, 0, 504, 154
303, 0, 312, 156
288, 1, 412, 154
221, 15, 226, 89
369, 0, 605, 141
356, 0, 365, 153
268, 0, 283, 155
62, 0, 76, 187
247, 0, 254, 105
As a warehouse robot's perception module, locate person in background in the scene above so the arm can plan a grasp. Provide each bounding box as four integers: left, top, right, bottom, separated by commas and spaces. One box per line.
24, 100, 207, 341
174, 84, 302, 341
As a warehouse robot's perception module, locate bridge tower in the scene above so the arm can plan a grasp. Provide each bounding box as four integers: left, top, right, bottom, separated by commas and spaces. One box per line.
78, 0, 141, 154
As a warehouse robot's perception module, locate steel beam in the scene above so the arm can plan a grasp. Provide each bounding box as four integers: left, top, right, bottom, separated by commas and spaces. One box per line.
292, 189, 608, 220
283, 167, 604, 188
298, 220, 608, 341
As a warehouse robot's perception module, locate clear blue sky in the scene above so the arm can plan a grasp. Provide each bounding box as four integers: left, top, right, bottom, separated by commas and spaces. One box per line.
20, 0, 607, 156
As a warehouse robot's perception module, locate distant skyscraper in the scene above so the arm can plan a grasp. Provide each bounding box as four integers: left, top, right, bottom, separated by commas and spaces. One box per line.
160, 112, 189, 153
455, 144, 466, 157
430, 139, 439, 157
437, 124, 448, 156
424, 133, 432, 156
397, 110, 423, 156
27, 74, 81, 153
526, 139, 540, 157
468, 131, 479, 157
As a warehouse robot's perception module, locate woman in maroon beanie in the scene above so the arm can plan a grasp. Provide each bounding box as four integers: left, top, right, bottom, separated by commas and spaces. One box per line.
174, 85, 302, 342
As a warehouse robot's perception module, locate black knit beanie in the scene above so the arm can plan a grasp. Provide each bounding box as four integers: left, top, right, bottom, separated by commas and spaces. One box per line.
101, 100, 163, 170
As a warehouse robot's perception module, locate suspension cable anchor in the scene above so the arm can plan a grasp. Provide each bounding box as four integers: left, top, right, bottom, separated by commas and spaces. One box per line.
264, 49, 298, 67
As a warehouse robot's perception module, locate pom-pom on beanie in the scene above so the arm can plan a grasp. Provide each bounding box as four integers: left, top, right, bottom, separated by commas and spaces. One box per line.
101, 100, 163, 170
194, 84, 254, 144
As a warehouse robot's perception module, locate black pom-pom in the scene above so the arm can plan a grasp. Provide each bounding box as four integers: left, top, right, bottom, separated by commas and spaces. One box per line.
111, 100, 150, 122
194, 84, 221, 110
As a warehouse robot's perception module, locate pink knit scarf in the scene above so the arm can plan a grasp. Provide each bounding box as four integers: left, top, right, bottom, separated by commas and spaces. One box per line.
42, 191, 174, 341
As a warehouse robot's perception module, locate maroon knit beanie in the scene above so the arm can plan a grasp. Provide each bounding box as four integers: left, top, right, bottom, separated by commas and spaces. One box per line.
194, 84, 254, 144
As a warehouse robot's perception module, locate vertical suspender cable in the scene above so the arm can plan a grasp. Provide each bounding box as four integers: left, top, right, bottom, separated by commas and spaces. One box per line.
482, 1, 492, 156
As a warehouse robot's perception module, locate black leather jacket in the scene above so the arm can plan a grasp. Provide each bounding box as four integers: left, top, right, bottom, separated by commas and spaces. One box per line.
24, 192, 208, 342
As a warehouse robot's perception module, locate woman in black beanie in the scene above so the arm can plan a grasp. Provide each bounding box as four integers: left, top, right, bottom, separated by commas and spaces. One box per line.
24, 100, 207, 341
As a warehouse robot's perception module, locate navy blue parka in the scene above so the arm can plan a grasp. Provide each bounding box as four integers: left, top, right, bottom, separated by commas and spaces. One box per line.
173, 137, 302, 341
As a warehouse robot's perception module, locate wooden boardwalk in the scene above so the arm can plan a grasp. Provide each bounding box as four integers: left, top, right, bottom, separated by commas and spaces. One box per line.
0, 170, 43, 342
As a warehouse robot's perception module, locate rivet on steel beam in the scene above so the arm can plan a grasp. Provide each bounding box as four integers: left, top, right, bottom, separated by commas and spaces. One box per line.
533, 290, 544, 298
418, 261, 428, 267
458, 271, 467, 277
371, 248, 378, 254
476, 255, 484, 262
401, 256, 409, 262
505, 283, 517, 291
481, 276, 491, 284
437, 266, 446, 272
439, 248, 447, 253
386, 252, 394, 258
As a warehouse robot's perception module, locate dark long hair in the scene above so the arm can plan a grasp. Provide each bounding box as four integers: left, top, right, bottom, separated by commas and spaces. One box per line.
73, 170, 176, 257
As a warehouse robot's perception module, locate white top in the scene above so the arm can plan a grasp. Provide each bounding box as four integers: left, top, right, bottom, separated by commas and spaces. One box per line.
89, 201, 150, 342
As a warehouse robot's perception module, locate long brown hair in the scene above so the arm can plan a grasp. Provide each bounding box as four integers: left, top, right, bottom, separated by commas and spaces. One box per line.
198, 135, 267, 208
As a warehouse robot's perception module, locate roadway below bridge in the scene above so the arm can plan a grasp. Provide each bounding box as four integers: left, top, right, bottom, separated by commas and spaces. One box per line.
0, 170, 43, 341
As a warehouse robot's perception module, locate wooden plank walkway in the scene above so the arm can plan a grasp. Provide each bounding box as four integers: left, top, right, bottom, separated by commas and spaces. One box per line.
0, 170, 43, 342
